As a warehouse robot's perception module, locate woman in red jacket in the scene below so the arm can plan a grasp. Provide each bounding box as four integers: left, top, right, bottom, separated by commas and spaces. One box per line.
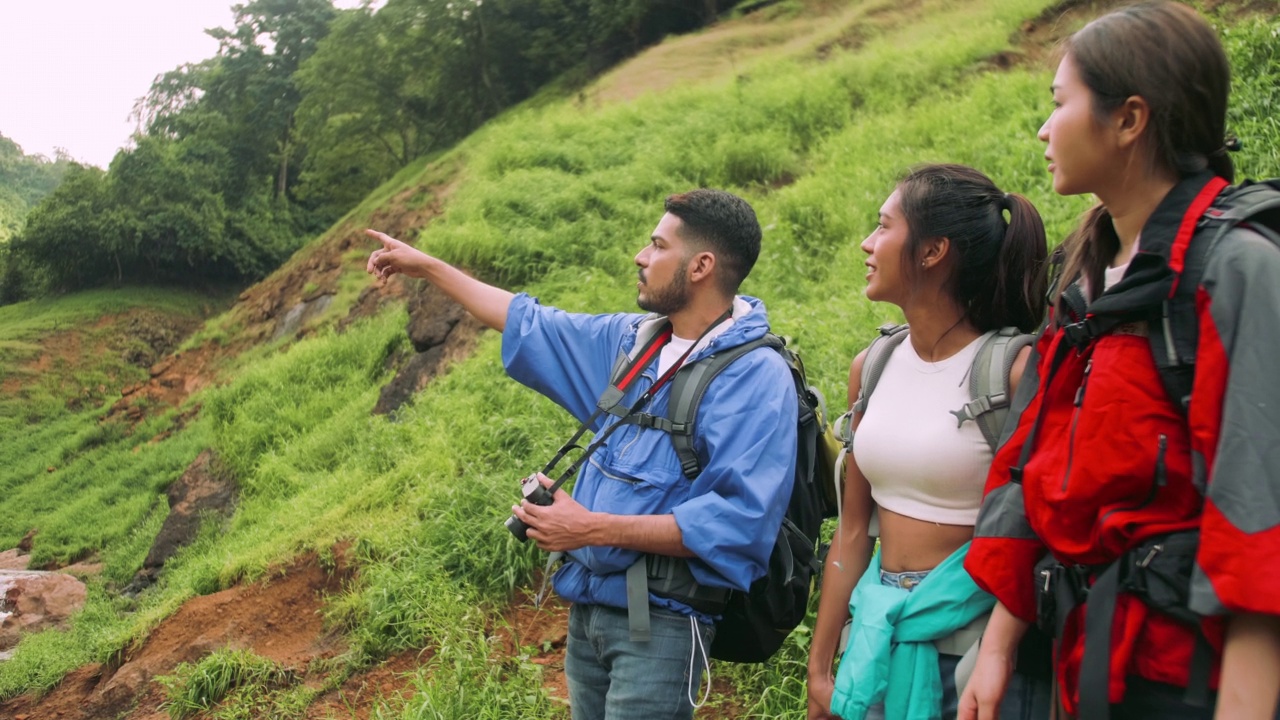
960, 2, 1280, 719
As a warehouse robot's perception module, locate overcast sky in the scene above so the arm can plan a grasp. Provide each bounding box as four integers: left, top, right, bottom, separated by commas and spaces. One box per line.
1, 0, 367, 169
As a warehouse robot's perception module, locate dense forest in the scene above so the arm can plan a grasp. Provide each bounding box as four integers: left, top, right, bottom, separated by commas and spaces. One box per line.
0, 134, 73, 244
0, 0, 736, 303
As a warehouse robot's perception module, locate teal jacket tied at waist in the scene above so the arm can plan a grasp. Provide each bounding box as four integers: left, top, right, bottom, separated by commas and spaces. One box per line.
831, 541, 993, 720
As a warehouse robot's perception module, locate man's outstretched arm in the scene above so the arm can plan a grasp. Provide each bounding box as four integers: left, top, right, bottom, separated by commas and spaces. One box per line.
366, 228, 513, 331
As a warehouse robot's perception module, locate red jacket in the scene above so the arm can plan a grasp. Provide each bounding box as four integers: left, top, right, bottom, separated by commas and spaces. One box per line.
966, 172, 1280, 713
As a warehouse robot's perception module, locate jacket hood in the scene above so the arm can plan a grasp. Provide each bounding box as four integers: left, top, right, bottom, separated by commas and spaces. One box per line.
622, 295, 770, 362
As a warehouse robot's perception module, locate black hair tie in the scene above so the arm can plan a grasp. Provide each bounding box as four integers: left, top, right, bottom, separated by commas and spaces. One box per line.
1211, 134, 1243, 157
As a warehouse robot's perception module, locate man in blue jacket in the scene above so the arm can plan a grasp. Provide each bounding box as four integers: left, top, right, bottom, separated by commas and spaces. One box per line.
366, 189, 797, 720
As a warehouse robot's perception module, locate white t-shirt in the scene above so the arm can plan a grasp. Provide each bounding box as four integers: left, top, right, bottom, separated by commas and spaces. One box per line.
1104, 261, 1131, 292
1103, 237, 1140, 292
656, 335, 696, 376
852, 331, 997, 526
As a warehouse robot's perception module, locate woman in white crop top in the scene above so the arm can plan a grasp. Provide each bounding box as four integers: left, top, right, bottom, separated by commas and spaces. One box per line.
807, 165, 1050, 720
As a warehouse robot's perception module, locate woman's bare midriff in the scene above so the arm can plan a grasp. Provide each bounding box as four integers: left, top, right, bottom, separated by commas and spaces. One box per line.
877, 506, 974, 573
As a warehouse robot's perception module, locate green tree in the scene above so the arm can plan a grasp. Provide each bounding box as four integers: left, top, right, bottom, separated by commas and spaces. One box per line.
293, 0, 730, 217
135, 0, 337, 206
0, 133, 74, 244
7, 165, 115, 293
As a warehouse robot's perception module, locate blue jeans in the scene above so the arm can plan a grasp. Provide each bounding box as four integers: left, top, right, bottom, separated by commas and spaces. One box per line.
863, 568, 1053, 720
565, 603, 715, 720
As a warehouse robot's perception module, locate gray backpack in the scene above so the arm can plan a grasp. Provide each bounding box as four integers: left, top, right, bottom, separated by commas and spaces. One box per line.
830, 324, 1033, 530
853, 324, 1031, 448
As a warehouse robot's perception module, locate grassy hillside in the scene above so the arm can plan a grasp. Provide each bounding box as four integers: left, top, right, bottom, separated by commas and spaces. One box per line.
0, 288, 225, 592
1, 0, 1277, 717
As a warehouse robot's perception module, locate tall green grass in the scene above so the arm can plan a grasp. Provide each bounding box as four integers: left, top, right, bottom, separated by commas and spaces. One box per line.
0, 287, 219, 567
158, 648, 297, 720
1, 2, 1276, 718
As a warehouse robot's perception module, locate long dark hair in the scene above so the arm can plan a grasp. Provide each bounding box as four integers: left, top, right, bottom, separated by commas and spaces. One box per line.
897, 164, 1048, 333
1055, 1, 1233, 315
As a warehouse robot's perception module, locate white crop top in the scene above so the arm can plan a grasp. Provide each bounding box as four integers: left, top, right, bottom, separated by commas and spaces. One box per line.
852, 330, 996, 526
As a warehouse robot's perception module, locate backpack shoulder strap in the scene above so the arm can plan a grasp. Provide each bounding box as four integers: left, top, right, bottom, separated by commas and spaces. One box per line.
666, 334, 780, 479
952, 327, 1033, 451
852, 324, 909, 415
1150, 178, 1280, 417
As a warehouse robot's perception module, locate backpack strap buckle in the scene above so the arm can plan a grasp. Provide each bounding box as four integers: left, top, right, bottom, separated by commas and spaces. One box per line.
1063, 317, 1101, 347
679, 455, 702, 478
628, 413, 683, 433
949, 392, 1009, 428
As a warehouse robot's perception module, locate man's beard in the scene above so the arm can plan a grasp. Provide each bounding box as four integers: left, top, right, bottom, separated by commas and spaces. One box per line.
637, 270, 690, 315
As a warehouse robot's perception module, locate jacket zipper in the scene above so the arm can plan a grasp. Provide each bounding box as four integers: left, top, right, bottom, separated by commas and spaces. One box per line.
1161, 301, 1178, 365
589, 455, 641, 485
1098, 433, 1168, 526
615, 422, 644, 460
1060, 358, 1093, 492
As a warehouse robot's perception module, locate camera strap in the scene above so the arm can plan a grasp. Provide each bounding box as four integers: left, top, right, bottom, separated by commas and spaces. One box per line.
538, 308, 732, 496
530, 308, 732, 610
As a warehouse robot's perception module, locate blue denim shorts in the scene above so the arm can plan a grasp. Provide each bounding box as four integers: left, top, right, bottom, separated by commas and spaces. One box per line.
864, 566, 1053, 720
879, 567, 932, 591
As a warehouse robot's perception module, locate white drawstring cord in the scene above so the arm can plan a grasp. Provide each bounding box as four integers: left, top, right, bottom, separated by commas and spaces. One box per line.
686, 615, 711, 710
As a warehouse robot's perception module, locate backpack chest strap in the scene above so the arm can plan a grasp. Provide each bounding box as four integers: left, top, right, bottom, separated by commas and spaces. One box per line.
948, 392, 1009, 428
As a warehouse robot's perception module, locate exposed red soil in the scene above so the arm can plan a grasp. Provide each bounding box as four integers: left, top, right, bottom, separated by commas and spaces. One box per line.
0, 560, 747, 719
110, 343, 224, 425
1, 308, 209, 412
0, 549, 355, 720
0, 323, 81, 397
107, 173, 460, 427
496, 587, 572, 708
981, 0, 1131, 71
304, 649, 425, 720
0, 550, 29, 571
1, 562, 566, 720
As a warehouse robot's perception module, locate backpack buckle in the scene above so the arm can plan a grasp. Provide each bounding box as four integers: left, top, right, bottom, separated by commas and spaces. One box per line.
680, 456, 702, 478
1063, 319, 1092, 347
1137, 543, 1164, 568
950, 393, 1007, 428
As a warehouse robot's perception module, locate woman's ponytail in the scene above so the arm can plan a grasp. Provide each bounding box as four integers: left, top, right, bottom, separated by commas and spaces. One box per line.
998, 193, 1049, 333
1054, 203, 1118, 327
896, 164, 1049, 334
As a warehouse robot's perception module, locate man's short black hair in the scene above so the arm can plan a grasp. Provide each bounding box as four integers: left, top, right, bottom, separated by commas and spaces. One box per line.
663, 189, 761, 294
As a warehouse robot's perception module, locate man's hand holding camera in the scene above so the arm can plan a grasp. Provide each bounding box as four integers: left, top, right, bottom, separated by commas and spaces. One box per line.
512, 474, 597, 552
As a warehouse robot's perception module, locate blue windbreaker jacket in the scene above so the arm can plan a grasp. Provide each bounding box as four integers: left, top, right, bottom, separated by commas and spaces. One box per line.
502, 292, 798, 616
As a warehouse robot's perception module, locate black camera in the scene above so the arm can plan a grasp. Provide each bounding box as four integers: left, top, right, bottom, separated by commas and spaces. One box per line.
504, 473, 555, 542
